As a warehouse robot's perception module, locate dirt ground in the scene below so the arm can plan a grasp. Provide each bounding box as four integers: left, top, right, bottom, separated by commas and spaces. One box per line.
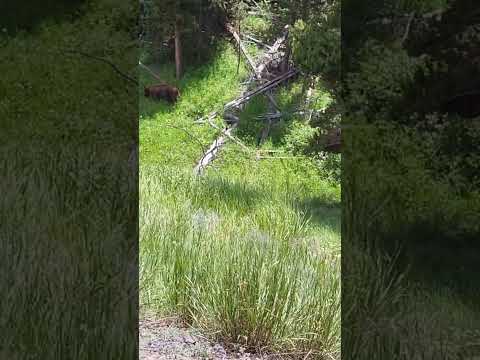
139, 316, 269, 360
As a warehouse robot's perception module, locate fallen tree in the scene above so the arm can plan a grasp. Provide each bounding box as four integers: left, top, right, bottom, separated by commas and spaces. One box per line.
193, 123, 239, 176
193, 25, 298, 175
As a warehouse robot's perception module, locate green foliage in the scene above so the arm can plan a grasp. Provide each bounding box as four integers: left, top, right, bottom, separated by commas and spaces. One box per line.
342, 10, 480, 238
242, 15, 273, 40
140, 39, 340, 357
141, 0, 231, 65
291, 16, 340, 80
0, 0, 85, 34
396, 0, 450, 12
341, 2, 480, 354
0, 3, 137, 358
0, 2, 137, 145
343, 243, 480, 359
315, 153, 341, 184
284, 121, 318, 154
1, 149, 137, 359
345, 40, 424, 119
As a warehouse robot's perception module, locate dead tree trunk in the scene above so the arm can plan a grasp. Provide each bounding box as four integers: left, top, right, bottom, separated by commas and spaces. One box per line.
194, 123, 239, 176
175, 15, 183, 81
193, 26, 298, 175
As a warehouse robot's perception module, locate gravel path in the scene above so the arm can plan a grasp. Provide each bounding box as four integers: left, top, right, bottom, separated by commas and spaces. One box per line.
139, 316, 269, 360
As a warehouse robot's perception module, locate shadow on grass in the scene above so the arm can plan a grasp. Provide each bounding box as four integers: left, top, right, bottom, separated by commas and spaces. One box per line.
192, 176, 267, 215
296, 197, 341, 234
383, 222, 480, 304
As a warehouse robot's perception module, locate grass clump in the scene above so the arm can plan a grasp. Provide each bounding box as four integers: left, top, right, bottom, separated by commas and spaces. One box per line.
140, 167, 340, 357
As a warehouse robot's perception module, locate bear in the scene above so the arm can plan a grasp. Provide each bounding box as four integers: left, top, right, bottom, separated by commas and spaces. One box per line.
144, 84, 180, 104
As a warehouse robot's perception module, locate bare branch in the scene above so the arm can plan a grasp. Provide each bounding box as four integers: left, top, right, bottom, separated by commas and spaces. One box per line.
139, 61, 164, 82
223, 70, 298, 111
227, 24, 280, 111
196, 70, 297, 124
243, 34, 272, 49
194, 123, 238, 176
159, 124, 207, 157
205, 118, 250, 152
400, 12, 415, 46
62, 49, 138, 85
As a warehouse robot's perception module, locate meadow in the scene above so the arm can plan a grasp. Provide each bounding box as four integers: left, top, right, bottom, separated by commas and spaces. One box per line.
139, 44, 341, 358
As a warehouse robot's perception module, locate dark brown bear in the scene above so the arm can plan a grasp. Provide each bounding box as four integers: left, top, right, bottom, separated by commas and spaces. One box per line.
144, 84, 180, 103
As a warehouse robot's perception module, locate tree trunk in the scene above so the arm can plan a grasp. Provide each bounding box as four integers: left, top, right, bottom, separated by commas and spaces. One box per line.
175, 15, 183, 81
154, 32, 163, 63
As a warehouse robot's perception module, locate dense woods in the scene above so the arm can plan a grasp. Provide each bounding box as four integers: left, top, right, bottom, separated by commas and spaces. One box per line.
342, 0, 480, 358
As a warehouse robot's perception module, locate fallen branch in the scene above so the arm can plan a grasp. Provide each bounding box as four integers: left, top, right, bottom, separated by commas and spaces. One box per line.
160, 124, 207, 157
243, 34, 272, 49
204, 118, 250, 152
256, 25, 289, 76
196, 70, 297, 124
227, 24, 280, 111
223, 69, 298, 111
193, 26, 295, 174
194, 123, 238, 176
139, 61, 163, 82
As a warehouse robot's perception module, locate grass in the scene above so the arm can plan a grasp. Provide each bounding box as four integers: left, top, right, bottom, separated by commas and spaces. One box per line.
140, 168, 340, 356
139, 40, 341, 358
0, 148, 137, 359
0, 8, 137, 359
343, 244, 480, 359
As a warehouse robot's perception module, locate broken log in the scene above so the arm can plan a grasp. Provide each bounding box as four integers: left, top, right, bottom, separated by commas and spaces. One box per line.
204, 118, 250, 152
195, 69, 298, 124
223, 69, 298, 110
256, 25, 289, 76
194, 123, 238, 176
227, 24, 280, 111
193, 26, 296, 175
243, 34, 272, 49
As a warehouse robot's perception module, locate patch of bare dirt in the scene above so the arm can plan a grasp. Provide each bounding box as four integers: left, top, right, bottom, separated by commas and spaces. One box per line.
139, 316, 268, 360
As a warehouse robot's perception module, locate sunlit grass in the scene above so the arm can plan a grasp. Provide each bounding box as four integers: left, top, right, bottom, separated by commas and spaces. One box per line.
140, 167, 340, 357
139, 41, 341, 358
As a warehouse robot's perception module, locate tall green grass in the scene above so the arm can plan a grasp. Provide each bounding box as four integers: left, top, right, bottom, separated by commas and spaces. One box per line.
343, 243, 480, 359
0, 148, 137, 359
140, 167, 340, 357
0, 6, 137, 358
140, 39, 341, 358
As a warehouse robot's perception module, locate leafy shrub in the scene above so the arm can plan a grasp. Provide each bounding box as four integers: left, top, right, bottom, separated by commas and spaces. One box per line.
291, 19, 340, 82
284, 120, 318, 154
